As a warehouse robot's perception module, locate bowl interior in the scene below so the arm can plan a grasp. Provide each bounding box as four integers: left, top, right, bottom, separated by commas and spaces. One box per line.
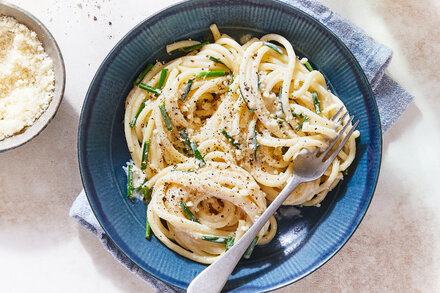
79, 0, 381, 291
0, 2, 65, 152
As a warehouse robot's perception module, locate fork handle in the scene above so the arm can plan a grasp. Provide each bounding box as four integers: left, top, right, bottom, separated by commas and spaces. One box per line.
187, 175, 302, 293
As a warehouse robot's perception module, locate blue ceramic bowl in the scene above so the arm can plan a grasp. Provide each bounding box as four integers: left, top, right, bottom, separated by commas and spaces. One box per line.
78, 0, 381, 291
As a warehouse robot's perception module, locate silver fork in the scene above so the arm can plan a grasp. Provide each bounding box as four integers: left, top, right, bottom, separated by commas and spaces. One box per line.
187, 109, 359, 293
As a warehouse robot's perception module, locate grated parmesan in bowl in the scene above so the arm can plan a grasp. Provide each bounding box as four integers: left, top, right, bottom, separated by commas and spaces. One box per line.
0, 2, 65, 152
0, 16, 55, 140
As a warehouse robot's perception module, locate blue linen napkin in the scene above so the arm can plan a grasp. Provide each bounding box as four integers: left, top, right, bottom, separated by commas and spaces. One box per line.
69, 0, 414, 292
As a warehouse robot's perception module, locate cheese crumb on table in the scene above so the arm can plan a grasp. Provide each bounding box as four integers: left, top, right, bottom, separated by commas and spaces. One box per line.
0, 16, 55, 140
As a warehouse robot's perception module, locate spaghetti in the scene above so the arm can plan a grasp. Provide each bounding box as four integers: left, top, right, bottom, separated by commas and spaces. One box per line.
124, 24, 359, 264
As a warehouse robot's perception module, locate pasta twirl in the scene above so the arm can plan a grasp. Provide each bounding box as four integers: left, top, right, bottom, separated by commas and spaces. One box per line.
124, 24, 359, 264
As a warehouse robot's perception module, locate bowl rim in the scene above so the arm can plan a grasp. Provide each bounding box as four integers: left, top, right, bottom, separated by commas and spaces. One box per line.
0, 2, 66, 152
78, 0, 382, 290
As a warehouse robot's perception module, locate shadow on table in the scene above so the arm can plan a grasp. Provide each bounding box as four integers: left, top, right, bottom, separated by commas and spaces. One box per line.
375, 0, 440, 106
280, 122, 438, 292
0, 93, 159, 292
382, 102, 421, 154
372, 0, 440, 155
0, 99, 82, 249
77, 227, 151, 293
279, 1, 440, 284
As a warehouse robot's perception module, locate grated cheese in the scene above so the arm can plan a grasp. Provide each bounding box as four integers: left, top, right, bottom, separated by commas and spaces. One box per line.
0, 16, 55, 140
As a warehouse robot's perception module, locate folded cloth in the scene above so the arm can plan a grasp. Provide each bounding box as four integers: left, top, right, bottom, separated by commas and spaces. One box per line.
70, 0, 414, 292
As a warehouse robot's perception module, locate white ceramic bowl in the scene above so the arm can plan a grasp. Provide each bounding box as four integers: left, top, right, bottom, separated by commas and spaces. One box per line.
0, 2, 65, 152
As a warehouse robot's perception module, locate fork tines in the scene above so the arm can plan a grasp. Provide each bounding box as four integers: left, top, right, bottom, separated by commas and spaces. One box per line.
321, 114, 359, 162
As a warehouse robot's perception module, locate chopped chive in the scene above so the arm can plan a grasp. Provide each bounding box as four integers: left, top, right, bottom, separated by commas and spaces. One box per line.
209, 56, 231, 72
253, 124, 259, 161
180, 79, 193, 101
221, 129, 240, 149
291, 112, 308, 119
278, 86, 284, 113
239, 87, 255, 112
179, 201, 199, 223
129, 99, 146, 128
179, 129, 192, 154
140, 141, 150, 170
209, 57, 234, 93
225, 237, 235, 251
191, 141, 206, 167
243, 236, 259, 259
257, 72, 261, 91
159, 103, 173, 131
202, 236, 228, 243
312, 91, 321, 114
134, 63, 153, 86
145, 208, 151, 240
139, 83, 162, 95
282, 146, 289, 155
276, 117, 285, 125
227, 73, 234, 93
295, 119, 308, 131
142, 186, 153, 202
292, 111, 310, 131
208, 56, 222, 64
296, 117, 309, 131
180, 41, 209, 52
202, 236, 235, 251
195, 70, 226, 79
304, 61, 313, 72
157, 68, 168, 89
343, 168, 349, 176
262, 41, 283, 55
127, 164, 133, 198
171, 169, 196, 173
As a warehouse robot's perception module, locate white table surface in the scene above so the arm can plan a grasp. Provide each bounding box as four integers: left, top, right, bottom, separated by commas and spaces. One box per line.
1, 0, 439, 292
